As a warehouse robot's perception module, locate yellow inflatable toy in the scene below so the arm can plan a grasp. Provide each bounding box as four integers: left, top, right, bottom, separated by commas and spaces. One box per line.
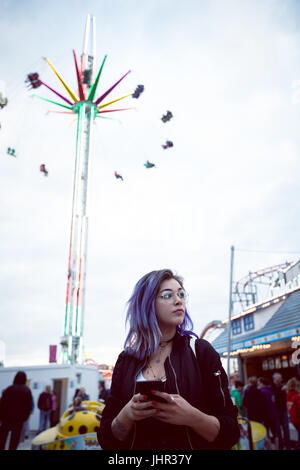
233, 417, 267, 450
250, 421, 267, 449
32, 400, 105, 450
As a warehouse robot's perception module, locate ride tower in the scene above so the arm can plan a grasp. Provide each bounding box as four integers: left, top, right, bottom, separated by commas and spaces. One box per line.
29, 14, 133, 364
61, 14, 97, 365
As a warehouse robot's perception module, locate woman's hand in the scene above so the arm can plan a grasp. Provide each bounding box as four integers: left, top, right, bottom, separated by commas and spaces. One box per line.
123, 393, 158, 422
111, 393, 157, 441
151, 390, 220, 442
150, 390, 195, 426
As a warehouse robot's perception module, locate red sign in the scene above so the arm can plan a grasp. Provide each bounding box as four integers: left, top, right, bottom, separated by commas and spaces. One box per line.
49, 345, 57, 363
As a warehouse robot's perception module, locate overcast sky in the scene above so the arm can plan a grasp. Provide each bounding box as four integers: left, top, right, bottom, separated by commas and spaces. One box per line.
1, 0, 300, 367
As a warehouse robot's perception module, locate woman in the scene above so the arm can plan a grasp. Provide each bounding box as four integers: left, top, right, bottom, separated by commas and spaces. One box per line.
99, 381, 110, 404
98, 269, 239, 450
286, 377, 300, 450
230, 381, 245, 417
50, 390, 57, 427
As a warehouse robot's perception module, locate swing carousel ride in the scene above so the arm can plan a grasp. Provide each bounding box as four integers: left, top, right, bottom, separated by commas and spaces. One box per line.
0, 14, 175, 366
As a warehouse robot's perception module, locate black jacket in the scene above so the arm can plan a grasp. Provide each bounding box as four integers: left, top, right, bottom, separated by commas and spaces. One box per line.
272, 384, 288, 413
98, 335, 239, 450
38, 392, 52, 411
0, 382, 33, 425
243, 385, 266, 423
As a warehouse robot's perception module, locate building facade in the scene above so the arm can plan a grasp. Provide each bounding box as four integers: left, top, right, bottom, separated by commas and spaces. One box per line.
212, 283, 300, 384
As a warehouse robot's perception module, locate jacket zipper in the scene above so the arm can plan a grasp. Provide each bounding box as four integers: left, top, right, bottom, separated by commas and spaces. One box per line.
129, 358, 147, 450
169, 355, 194, 450
214, 370, 226, 407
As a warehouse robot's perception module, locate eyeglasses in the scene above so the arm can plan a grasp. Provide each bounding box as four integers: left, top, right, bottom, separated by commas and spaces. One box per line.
157, 289, 187, 302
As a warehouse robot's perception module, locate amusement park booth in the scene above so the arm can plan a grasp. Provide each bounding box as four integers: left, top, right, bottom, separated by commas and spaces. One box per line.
211, 286, 300, 384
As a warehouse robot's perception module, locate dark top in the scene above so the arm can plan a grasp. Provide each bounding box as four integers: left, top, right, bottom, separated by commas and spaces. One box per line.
272, 384, 288, 413
98, 334, 239, 450
260, 385, 278, 425
243, 385, 266, 423
0, 383, 33, 424
99, 388, 110, 404
38, 392, 52, 411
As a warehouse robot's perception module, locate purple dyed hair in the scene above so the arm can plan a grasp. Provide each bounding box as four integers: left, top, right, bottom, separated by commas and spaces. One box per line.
124, 269, 196, 360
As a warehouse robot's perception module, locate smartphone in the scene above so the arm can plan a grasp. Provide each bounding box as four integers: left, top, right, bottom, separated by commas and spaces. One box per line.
136, 380, 167, 403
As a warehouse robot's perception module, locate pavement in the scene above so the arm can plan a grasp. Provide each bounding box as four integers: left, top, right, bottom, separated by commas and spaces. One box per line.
1, 431, 36, 450
17, 431, 36, 450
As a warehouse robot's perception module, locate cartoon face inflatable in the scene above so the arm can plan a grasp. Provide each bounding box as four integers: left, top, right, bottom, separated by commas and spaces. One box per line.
58, 410, 101, 438
32, 400, 105, 449
45, 440, 72, 450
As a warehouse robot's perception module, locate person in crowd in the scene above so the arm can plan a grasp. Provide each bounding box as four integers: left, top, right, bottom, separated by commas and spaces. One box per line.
73, 396, 84, 409
21, 395, 34, 442
77, 387, 90, 401
286, 377, 300, 450
257, 377, 278, 441
50, 389, 57, 427
230, 381, 245, 417
98, 269, 240, 450
272, 373, 291, 450
66, 396, 87, 413
38, 385, 53, 433
243, 376, 266, 424
0, 371, 33, 450
99, 381, 110, 404
73, 387, 89, 401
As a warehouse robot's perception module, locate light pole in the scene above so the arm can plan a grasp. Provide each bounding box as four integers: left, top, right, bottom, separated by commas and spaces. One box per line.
226, 245, 234, 385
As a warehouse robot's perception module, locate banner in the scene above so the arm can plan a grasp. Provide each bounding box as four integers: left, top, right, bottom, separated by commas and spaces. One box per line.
41, 433, 101, 450
49, 345, 57, 363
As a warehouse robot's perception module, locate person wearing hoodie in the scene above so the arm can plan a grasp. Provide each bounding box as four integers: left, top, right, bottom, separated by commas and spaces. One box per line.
286, 377, 300, 450
0, 371, 33, 450
257, 377, 278, 442
272, 372, 291, 450
243, 376, 266, 424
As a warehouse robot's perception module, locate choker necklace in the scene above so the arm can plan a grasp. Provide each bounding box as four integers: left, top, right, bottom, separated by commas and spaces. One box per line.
159, 334, 176, 348
145, 334, 176, 373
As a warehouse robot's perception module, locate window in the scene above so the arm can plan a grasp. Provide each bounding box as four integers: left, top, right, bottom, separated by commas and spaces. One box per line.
76, 373, 82, 384
281, 355, 288, 368
275, 357, 281, 369
243, 313, 254, 331
232, 318, 242, 335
